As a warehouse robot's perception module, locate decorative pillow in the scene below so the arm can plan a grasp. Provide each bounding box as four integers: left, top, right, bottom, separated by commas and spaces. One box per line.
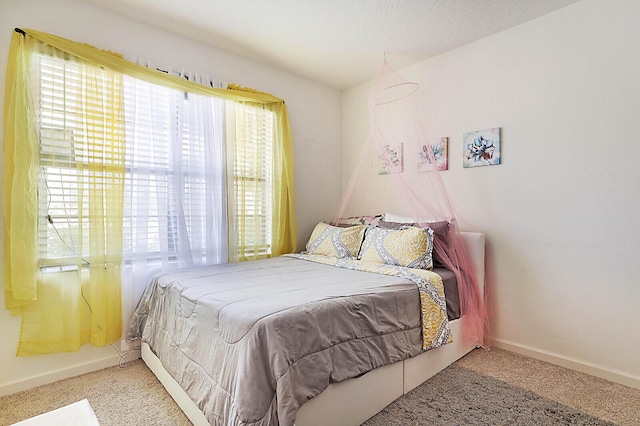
305, 222, 367, 259
359, 225, 435, 270
382, 213, 451, 267
332, 214, 383, 228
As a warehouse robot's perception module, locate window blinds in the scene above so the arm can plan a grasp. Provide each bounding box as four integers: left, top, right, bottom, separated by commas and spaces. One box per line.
232, 102, 275, 260
35, 51, 273, 269
35, 53, 125, 269
121, 76, 227, 267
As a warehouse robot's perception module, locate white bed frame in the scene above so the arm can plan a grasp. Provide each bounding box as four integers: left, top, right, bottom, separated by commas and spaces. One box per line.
142, 232, 485, 426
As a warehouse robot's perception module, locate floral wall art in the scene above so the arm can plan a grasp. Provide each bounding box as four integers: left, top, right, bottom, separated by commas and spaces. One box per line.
418, 137, 448, 172
463, 127, 501, 168
378, 143, 404, 175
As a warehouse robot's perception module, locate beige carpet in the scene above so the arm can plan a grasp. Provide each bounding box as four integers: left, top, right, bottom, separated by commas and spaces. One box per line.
1, 347, 638, 425
0, 358, 191, 426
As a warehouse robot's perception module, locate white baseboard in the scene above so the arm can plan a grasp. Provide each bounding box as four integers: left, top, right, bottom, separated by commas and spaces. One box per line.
492, 338, 640, 390
0, 351, 140, 397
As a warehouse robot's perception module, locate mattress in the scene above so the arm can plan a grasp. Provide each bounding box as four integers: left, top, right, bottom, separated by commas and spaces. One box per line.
128, 255, 452, 426
434, 267, 460, 320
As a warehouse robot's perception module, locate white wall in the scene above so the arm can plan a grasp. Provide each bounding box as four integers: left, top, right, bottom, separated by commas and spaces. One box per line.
343, 0, 640, 388
0, 0, 342, 394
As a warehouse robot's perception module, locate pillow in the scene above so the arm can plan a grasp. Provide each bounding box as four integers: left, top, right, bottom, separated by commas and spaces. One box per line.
359, 225, 435, 270
382, 213, 452, 266
379, 218, 450, 245
305, 222, 367, 259
332, 214, 383, 228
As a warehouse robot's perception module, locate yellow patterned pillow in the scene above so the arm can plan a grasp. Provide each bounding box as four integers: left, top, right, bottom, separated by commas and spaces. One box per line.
359, 226, 435, 270
305, 222, 367, 259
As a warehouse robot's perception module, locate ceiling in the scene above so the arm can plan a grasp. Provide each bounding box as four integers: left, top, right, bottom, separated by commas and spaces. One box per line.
84, 0, 582, 90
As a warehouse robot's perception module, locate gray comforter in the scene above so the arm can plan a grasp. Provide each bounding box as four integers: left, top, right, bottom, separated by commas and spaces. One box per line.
128, 256, 443, 425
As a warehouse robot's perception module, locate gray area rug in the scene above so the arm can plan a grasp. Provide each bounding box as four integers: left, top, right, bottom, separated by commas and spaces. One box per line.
364, 364, 616, 426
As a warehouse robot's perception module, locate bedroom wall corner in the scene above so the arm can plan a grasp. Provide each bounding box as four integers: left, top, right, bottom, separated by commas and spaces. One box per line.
0, 0, 342, 394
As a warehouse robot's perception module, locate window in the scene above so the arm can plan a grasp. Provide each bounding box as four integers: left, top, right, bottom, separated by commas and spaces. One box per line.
35, 53, 125, 270
34, 52, 275, 269
121, 77, 227, 267
4, 29, 296, 355
231, 103, 276, 259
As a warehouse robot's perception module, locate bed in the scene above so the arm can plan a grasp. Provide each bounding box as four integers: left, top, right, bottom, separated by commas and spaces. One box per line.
129, 226, 485, 426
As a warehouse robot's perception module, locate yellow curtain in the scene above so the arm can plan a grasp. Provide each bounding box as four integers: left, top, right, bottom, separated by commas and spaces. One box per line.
3, 32, 39, 313
228, 84, 297, 257
272, 103, 297, 256
20, 29, 286, 105
4, 32, 125, 355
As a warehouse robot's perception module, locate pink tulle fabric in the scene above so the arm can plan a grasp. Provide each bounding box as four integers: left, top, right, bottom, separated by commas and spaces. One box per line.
334, 61, 489, 347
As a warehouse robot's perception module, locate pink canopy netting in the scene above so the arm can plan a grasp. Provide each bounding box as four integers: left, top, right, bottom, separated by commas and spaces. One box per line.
334, 60, 489, 347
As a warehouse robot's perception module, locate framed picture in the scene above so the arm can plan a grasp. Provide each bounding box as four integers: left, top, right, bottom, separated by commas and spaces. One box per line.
418, 137, 448, 172
378, 143, 404, 175
463, 127, 501, 168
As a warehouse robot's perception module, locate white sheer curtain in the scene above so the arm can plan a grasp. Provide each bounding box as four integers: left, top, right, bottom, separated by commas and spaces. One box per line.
120, 76, 227, 346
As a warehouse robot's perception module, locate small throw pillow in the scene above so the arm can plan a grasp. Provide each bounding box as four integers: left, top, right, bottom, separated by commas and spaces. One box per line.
359, 226, 435, 270
381, 214, 451, 267
305, 222, 367, 259
332, 214, 384, 228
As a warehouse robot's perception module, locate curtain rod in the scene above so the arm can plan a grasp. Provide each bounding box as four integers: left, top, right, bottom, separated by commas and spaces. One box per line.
15, 28, 26, 36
